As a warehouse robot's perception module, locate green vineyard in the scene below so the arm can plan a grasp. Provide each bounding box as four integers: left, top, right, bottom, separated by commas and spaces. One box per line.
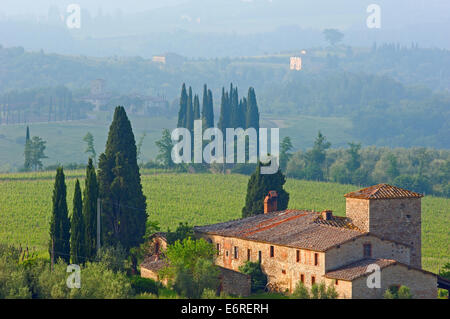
0, 171, 448, 273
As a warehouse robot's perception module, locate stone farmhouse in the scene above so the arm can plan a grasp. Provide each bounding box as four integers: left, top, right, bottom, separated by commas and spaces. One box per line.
141, 184, 440, 298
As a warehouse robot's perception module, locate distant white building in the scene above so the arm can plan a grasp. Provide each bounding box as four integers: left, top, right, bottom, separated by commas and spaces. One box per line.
290, 57, 302, 71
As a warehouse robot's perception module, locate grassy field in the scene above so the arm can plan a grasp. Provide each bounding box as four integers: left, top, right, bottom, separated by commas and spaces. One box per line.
0, 171, 448, 273
0, 112, 353, 172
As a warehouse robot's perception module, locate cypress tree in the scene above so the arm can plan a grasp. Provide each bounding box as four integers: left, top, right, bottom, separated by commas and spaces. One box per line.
242, 162, 289, 218
49, 167, 71, 264
24, 126, 32, 171
83, 158, 98, 260
201, 84, 214, 129
193, 94, 200, 120
218, 87, 230, 133
185, 86, 194, 133
98, 106, 147, 251
177, 83, 188, 128
71, 179, 85, 264
246, 87, 259, 131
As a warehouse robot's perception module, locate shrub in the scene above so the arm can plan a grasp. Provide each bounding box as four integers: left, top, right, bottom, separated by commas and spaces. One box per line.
130, 276, 159, 295
291, 281, 338, 299
238, 261, 267, 292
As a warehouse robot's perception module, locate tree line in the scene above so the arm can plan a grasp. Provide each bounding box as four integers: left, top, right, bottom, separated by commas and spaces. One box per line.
285, 132, 450, 197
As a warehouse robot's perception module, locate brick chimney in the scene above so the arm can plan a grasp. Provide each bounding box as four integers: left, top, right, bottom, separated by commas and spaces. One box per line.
322, 210, 333, 220
264, 191, 278, 214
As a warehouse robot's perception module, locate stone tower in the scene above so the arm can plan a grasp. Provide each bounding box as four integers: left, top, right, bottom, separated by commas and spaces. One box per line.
344, 184, 423, 268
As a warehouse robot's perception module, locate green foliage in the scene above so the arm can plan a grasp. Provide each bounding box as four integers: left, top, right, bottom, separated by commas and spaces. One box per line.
95, 244, 128, 273
98, 106, 147, 251
155, 129, 175, 168
383, 285, 413, 299
439, 262, 450, 280
291, 281, 338, 299
28, 136, 48, 171
70, 179, 85, 264
242, 162, 289, 217
24, 126, 32, 171
0, 244, 31, 298
160, 237, 219, 298
129, 276, 160, 295
83, 132, 96, 164
291, 281, 310, 299
238, 261, 267, 292
279, 136, 293, 172
166, 222, 194, 245
83, 158, 98, 261
201, 84, 214, 129
49, 167, 70, 264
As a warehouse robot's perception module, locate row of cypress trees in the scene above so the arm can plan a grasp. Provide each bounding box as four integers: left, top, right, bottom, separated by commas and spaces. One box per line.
49, 106, 147, 264
176, 83, 260, 134
177, 83, 214, 132
49, 159, 98, 264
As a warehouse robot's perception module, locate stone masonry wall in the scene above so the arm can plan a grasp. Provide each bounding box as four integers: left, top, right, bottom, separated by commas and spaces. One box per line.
199, 233, 326, 293
345, 197, 421, 268
351, 264, 437, 299
325, 235, 410, 271
369, 198, 421, 268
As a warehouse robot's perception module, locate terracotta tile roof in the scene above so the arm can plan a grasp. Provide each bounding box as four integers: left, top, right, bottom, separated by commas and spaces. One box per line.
344, 184, 423, 200
194, 210, 365, 252
140, 255, 168, 272
325, 258, 436, 281
325, 258, 397, 281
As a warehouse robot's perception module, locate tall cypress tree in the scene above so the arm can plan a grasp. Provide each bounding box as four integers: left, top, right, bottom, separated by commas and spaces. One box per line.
98, 106, 147, 251
201, 84, 214, 129
186, 87, 194, 132
49, 167, 71, 264
177, 83, 188, 128
193, 94, 200, 120
242, 162, 289, 218
83, 158, 98, 260
71, 179, 85, 264
246, 87, 259, 131
218, 87, 230, 133
24, 126, 32, 171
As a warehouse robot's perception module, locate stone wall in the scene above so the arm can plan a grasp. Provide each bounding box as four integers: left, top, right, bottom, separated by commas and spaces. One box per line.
325, 235, 410, 271
351, 263, 437, 299
199, 233, 326, 293
218, 266, 251, 296
346, 197, 421, 268
369, 198, 421, 268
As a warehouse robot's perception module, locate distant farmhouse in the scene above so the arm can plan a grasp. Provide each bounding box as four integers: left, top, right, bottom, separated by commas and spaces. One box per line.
142, 184, 446, 298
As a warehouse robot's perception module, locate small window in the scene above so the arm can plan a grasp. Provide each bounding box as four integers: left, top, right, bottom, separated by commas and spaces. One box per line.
363, 244, 372, 258
258, 251, 262, 263
216, 243, 220, 255
282, 269, 286, 274
270, 246, 274, 258
226, 251, 229, 257
314, 253, 319, 266
234, 246, 239, 259
311, 276, 316, 285
296, 250, 300, 263
300, 274, 304, 283
247, 249, 251, 261
335, 279, 339, 285
406, 215, 411, 219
